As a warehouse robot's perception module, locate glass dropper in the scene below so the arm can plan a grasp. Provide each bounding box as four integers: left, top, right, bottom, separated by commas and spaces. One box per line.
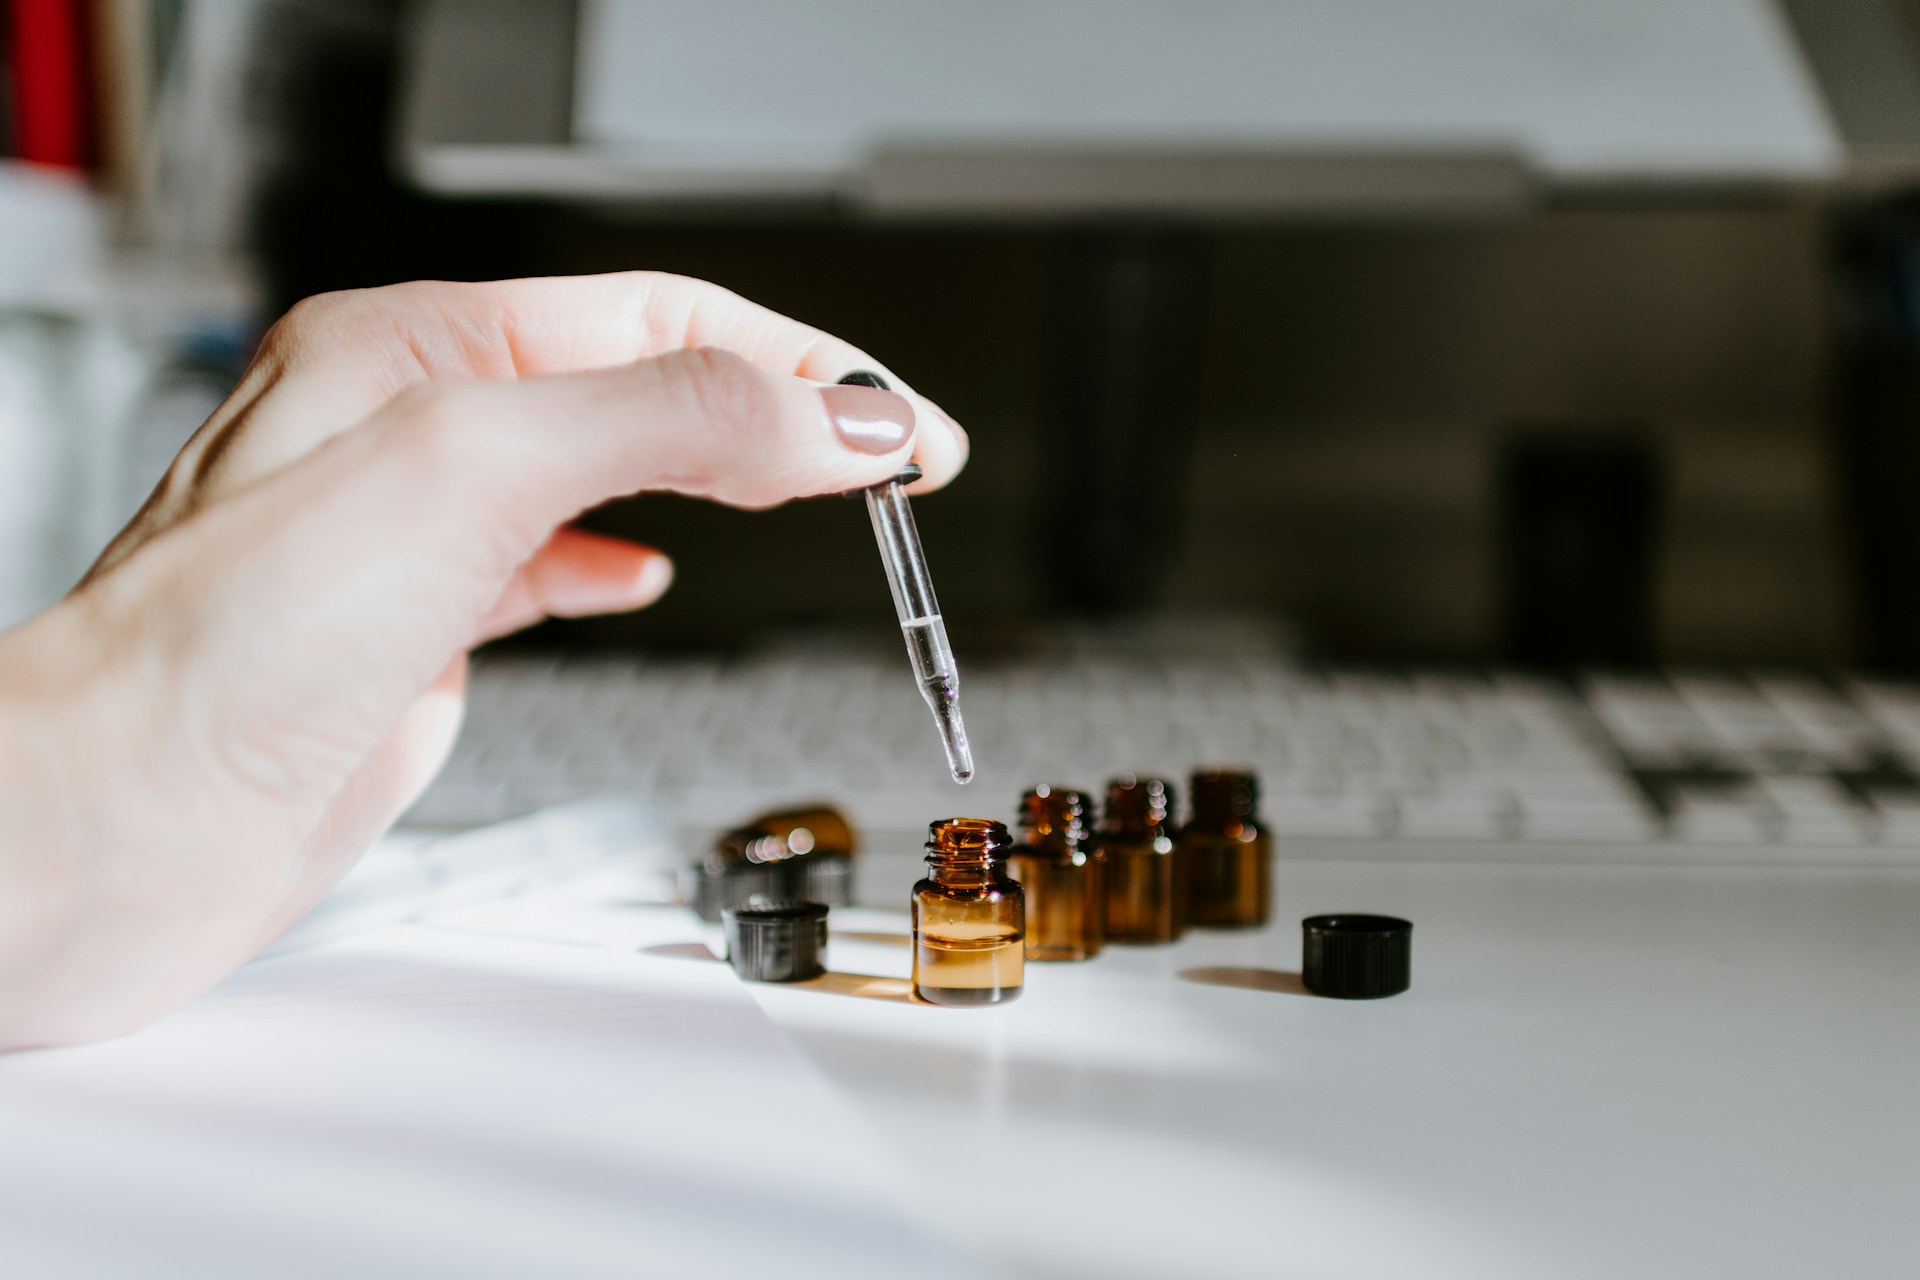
840, 371, 974, 784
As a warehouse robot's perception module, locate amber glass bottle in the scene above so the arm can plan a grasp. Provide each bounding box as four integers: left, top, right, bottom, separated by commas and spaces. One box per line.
736, 805, 856, 860
698, 804, 857, 919
1181, 769, 1271, 929
1101, 775, 1179, 944
1007, 786, 1105, 961
912, 818, 1025, 1007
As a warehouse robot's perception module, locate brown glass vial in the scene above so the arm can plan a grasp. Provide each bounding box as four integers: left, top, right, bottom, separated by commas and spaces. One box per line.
1181, 769, 1271, 929
695, 803, 857, 920
735, 804, 857, 906
1007, 786, 1105, 962
1101, 775, 1180, 944
911, 818, 1025, 1007
738, 805, 856, 860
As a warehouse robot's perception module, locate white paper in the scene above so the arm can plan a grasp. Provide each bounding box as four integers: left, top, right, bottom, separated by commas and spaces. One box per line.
0, 912, 990, 1279
265, 796, 677, 956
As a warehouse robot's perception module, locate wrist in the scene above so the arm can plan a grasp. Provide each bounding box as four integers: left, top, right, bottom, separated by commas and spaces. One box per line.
0, 597, 142, 1046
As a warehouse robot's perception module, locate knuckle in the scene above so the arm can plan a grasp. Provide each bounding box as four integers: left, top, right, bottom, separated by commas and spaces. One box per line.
270, 281, 437, 350
667, 347, 777, 445
378, 380, 543, 571
390, 380, 481, 465
641, 270, 743, 309
269, 290, 357, 347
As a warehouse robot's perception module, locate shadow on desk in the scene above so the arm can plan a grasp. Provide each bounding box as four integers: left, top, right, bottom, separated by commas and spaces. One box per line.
640, 942, 721, 962
639, 942, 918, 1005
793, 972, 917, 1004
1179, 966, 1310, 997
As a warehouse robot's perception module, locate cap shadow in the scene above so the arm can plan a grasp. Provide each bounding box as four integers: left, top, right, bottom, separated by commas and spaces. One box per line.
1178, 965, 1310, 997
639, 942, 721, 962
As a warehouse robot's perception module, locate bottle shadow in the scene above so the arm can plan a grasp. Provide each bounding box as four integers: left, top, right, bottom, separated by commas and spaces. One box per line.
830, 930, 912, 947
791, 972, 918, 1003
638, 942, 918, 1005
1178, 965, 1311, 997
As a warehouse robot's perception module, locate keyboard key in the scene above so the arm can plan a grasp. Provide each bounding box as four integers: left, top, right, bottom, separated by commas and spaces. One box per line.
403, 653, 1920, 866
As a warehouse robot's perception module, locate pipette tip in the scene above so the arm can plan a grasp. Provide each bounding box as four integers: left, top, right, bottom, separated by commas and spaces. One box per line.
924, 678, 975, 785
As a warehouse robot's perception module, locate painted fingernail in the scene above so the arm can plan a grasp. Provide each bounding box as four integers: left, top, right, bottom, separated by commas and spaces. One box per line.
821, 384, 914, 456
633, 555, 675, 606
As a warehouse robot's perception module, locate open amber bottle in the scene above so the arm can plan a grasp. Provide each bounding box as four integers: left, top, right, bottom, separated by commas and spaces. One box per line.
911, 818, 1025, 1007
1181, 769, 1271, 929
1102, 775, 1180, 944
1007, 786, 1105, 961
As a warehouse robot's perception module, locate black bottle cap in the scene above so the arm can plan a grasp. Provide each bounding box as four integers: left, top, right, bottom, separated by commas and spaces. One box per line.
1301, 914, 1412, 999
691, 860, 782, 923
787, 851, 853, 907
723, 899, 829, 983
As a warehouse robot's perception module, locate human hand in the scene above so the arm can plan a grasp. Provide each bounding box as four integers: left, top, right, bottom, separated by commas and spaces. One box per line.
0, 273, 966, 1048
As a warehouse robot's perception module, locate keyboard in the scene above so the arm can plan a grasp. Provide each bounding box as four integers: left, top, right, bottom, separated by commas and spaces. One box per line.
405, 650, 1920, 864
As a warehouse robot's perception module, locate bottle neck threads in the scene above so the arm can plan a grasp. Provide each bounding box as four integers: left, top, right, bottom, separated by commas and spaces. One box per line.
1190, 769, 1258, 826
1104, 775, 1172, 836
925, 818, 1014, 887
1017, 786, 1091, 854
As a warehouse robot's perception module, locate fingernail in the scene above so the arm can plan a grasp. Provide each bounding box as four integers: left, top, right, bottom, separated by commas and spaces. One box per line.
633, 555, 675, 606
821, 384, 914, 456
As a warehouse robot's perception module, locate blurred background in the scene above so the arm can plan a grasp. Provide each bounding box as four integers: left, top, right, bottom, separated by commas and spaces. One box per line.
9, 0, 1920, 673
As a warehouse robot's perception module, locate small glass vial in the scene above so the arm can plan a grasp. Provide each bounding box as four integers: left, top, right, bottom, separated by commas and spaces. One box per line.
1007, 786, 1105, 962
695, 804, 857, 920
1101, 775, 1180, 944
1181, 769, 1271, 929
912, 818, 1025, 1007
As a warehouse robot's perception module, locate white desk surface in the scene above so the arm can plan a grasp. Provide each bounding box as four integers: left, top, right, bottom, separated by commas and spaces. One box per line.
443, 855, 1920, 1279
8, 854, 1916, 1278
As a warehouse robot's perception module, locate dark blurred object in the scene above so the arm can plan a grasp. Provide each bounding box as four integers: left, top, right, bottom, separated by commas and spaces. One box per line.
1499, 429, 1664, 666
691, 804, 856, 922
249, 0, 541, 317
723, 899, 828, 984
265, 1, 1864, 664
1043, 227, 1209, 615
1836, 197, 1920, 673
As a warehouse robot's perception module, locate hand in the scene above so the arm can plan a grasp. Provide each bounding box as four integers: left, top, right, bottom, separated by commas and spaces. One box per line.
0, 272, 967, 1049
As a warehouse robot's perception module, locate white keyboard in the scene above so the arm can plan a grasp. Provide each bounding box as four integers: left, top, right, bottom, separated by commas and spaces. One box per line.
406, 652, 1920, 863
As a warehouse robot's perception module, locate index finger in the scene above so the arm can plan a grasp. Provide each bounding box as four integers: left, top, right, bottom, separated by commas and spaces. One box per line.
468, 273, 969, 492
185, 273, 968, 505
